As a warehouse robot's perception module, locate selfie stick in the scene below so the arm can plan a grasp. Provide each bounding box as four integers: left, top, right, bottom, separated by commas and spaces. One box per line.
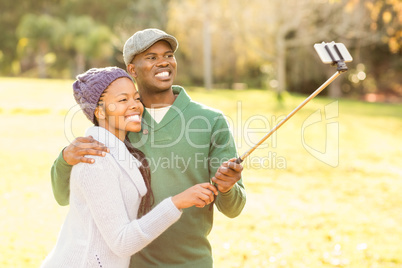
235, 43, 350, 164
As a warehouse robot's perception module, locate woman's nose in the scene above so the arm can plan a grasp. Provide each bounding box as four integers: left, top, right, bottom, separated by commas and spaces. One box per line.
128, 99, 139, 110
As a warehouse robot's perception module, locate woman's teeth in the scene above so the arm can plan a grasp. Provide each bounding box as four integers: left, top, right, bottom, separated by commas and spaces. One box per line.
126, 115, 140, 122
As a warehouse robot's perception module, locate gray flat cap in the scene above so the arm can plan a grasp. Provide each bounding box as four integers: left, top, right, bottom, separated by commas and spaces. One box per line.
123, 28, 178, 66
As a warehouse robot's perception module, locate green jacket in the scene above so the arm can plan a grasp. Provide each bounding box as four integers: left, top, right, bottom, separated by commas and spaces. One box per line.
51, 86, 246, 268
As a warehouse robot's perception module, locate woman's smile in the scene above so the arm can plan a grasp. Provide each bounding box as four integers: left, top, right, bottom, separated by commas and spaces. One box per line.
125, 113, 142, 123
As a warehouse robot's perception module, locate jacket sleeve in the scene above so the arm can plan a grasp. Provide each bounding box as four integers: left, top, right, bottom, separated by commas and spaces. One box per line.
209, 114, 246, 218
75, 155, 182, 257
51, 149, 73, 206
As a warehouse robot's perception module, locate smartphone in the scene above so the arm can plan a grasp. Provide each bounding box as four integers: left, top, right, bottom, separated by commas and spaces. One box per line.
314, 42, 353, 64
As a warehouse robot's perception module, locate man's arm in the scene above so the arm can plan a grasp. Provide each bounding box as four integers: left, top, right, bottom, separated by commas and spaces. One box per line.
50, 136, 109, 206
209, 115, 246, 218
212, 160, 246, 218
51, 149, 73, 206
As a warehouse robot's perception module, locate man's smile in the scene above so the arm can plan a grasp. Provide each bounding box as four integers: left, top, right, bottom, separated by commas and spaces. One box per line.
155, 71, 169, 78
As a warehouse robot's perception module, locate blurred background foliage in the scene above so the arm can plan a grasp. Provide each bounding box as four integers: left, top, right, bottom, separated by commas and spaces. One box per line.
0, 0, 401, 100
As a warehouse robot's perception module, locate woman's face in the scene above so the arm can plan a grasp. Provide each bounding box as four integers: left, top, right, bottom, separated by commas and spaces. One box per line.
95, 77, 143, 140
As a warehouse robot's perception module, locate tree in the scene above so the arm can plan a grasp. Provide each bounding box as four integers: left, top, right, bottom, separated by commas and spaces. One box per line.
167, 0, 266, 88
0, 0, 57, 75
61, 16, 114, 76
116, 0, 172, 43
365, 0, 402, 54
16, 14, 63, 78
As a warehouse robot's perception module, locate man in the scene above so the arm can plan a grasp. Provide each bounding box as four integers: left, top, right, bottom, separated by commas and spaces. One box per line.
51, 28, 246, 267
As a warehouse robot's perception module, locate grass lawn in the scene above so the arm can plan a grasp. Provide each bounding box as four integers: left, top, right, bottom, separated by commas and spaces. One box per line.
1, 77, 401, 267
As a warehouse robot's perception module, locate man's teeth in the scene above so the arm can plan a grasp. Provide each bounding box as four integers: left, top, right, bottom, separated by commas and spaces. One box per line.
126, 115, 140, 121
155, 71, 169, 78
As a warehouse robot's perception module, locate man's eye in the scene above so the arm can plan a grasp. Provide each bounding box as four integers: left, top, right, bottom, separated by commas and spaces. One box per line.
119, 98, 127, 102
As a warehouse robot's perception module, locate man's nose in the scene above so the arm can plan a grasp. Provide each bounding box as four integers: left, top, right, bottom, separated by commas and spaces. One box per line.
156, 57, 169, 67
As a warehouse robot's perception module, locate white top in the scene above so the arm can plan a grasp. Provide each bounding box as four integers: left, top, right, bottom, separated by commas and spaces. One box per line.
145, 106, 171, 124
41, 126, 182, 268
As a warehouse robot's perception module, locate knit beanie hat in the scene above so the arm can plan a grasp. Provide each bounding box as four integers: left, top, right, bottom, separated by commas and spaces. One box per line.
73, 67, 133, 124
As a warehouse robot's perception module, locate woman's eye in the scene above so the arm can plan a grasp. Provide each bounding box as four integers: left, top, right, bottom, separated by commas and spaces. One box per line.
119, 98, 127, 102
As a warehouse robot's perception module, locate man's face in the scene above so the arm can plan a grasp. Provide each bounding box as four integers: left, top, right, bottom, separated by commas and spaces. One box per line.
128, 40, 177, 94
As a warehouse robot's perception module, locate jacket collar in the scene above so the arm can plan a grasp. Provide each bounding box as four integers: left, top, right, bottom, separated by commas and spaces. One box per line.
141, 86, 191, 132
85, 126, 147, 196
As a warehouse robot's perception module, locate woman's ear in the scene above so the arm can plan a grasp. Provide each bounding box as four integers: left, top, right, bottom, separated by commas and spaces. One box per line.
127, 63, 137, 78
94, 106, 106, 121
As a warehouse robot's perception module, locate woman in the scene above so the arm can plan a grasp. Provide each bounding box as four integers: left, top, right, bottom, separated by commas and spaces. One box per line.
41, 67, 218, 267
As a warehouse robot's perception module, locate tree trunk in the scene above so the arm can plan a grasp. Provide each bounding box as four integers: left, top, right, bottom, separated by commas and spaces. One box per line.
328, 69, 342, 98
203, 0, 212, 90
37, 40, 48, 78
75, 52, 86, 76
276, 35, 286, 101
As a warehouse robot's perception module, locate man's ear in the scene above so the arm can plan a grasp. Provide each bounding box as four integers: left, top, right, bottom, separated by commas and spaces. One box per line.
94, 106, 106, 121
127, 63, 137, 78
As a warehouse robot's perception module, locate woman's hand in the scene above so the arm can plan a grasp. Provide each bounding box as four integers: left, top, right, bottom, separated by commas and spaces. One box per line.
172, 183, 218, 209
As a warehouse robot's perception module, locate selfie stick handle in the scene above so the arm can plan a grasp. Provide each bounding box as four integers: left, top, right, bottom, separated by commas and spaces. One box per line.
235, 70, 344, 164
